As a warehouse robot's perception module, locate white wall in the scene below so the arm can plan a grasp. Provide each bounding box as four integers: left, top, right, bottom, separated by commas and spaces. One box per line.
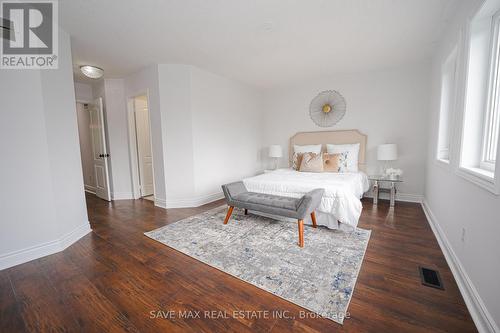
124, 65, 167, 204
424, 1, 500, 332
74, 82, 93, 102
157, 65, 196, 204
91, 78, 105, 102
190, 66, 264, 198
75, 103, 95, 191
262, 64, 431, 200
0, 29, 91, 270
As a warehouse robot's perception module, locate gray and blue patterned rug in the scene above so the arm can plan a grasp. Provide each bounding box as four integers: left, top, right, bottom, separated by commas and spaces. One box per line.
144, 206, 370, 324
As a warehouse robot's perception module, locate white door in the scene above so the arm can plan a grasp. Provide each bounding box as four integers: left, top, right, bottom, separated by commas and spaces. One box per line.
134, 99, 154, 197
89, 98, 111, 201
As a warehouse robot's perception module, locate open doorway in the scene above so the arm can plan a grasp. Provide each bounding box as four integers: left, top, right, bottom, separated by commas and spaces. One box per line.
129, 94, 155, 201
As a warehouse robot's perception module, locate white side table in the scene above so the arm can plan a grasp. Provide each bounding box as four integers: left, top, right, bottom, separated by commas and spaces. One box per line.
369, 175, 403, 207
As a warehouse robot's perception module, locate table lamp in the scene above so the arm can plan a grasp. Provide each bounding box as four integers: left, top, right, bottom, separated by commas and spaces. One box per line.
269, 145, 283, 170
377, 144, 398, 177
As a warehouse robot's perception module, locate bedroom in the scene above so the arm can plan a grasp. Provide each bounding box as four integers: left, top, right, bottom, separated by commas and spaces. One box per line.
0, 0, 499, 332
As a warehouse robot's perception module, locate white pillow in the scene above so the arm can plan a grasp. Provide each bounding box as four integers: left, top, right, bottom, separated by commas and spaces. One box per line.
294, 144, 322, 154
326, 143, 360, 172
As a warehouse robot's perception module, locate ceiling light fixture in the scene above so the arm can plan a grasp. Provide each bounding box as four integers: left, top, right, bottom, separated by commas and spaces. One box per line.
80, 65, 104, 79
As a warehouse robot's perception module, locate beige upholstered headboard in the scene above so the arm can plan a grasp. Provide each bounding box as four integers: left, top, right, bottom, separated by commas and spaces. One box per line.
289, 129, 367, 171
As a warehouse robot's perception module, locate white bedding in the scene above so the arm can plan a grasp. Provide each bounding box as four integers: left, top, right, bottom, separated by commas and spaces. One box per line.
243, 168, 369, 230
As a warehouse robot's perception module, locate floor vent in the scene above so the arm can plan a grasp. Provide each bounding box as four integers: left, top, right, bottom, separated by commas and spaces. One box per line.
419, 266, 444, 290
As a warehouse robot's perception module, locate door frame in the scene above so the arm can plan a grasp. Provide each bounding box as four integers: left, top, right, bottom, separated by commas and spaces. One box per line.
127, 89, 156, 200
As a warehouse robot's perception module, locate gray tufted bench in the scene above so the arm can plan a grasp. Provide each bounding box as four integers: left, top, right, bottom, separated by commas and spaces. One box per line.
221, 181, 324, 247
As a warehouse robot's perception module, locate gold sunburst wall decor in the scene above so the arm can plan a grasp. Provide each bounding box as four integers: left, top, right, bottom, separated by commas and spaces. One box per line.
309, 90, 346, 127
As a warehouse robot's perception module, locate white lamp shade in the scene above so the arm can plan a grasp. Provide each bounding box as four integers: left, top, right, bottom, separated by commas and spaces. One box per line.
377, 144, 398, 161
269, 145, 283, 158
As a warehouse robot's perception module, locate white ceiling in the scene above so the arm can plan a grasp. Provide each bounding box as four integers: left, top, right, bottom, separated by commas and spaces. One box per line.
61, 0, 460, 88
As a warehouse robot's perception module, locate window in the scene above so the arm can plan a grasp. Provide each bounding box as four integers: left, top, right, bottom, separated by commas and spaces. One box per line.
481, 13, 500, 171
437, 47, 457, 163
482, 99, 499, 169
459, 1, 500, 194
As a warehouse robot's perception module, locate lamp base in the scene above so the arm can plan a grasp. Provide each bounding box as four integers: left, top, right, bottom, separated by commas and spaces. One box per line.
380, 162, 389, 176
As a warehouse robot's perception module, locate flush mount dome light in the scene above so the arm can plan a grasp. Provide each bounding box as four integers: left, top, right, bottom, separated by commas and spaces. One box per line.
80, 65, 104, 79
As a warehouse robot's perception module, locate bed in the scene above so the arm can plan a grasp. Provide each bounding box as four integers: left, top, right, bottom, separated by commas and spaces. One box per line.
243, 130, 369, 231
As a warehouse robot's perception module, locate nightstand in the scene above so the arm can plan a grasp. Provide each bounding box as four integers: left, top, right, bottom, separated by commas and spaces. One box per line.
368, 175, 403, 207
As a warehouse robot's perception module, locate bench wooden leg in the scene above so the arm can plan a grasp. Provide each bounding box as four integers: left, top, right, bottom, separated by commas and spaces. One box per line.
310, 211, 317, 228
223, 206, 234, 224
298, 219, 304, 247
244, 209, 248, 215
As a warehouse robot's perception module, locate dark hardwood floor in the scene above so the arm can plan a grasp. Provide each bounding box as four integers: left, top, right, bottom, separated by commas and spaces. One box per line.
1, 193, 477, 332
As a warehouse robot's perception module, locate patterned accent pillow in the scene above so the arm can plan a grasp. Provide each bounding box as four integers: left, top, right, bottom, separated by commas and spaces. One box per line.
299, 153, 324, 173
292, 144, 322, 170
326, 143, 360, 172
337, 151, 350, 172
292, 152, 304, 170
323, 153, 340, 172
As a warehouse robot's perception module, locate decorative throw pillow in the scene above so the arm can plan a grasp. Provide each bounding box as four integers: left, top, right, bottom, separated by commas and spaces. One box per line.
292, 144, 322, 170
292, 152, 304, 170
323, 153, 340, 172
326, 143, 360, 172
337, 151, 350, 172
299, 153, 324, 172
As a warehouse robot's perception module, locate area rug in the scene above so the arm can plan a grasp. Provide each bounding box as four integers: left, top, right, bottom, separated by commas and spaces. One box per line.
144, 206, 370, 324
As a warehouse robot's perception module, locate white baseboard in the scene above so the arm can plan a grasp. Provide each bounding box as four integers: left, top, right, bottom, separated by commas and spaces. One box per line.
58, 223, 92, 250
163, 191, 224, 209
0, 222, 92, 271
154, 197, 167, 208
422, 200, 499, 333
111, 191, 135, 200
363, 192, 423, 203
84, 184, 96, 194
